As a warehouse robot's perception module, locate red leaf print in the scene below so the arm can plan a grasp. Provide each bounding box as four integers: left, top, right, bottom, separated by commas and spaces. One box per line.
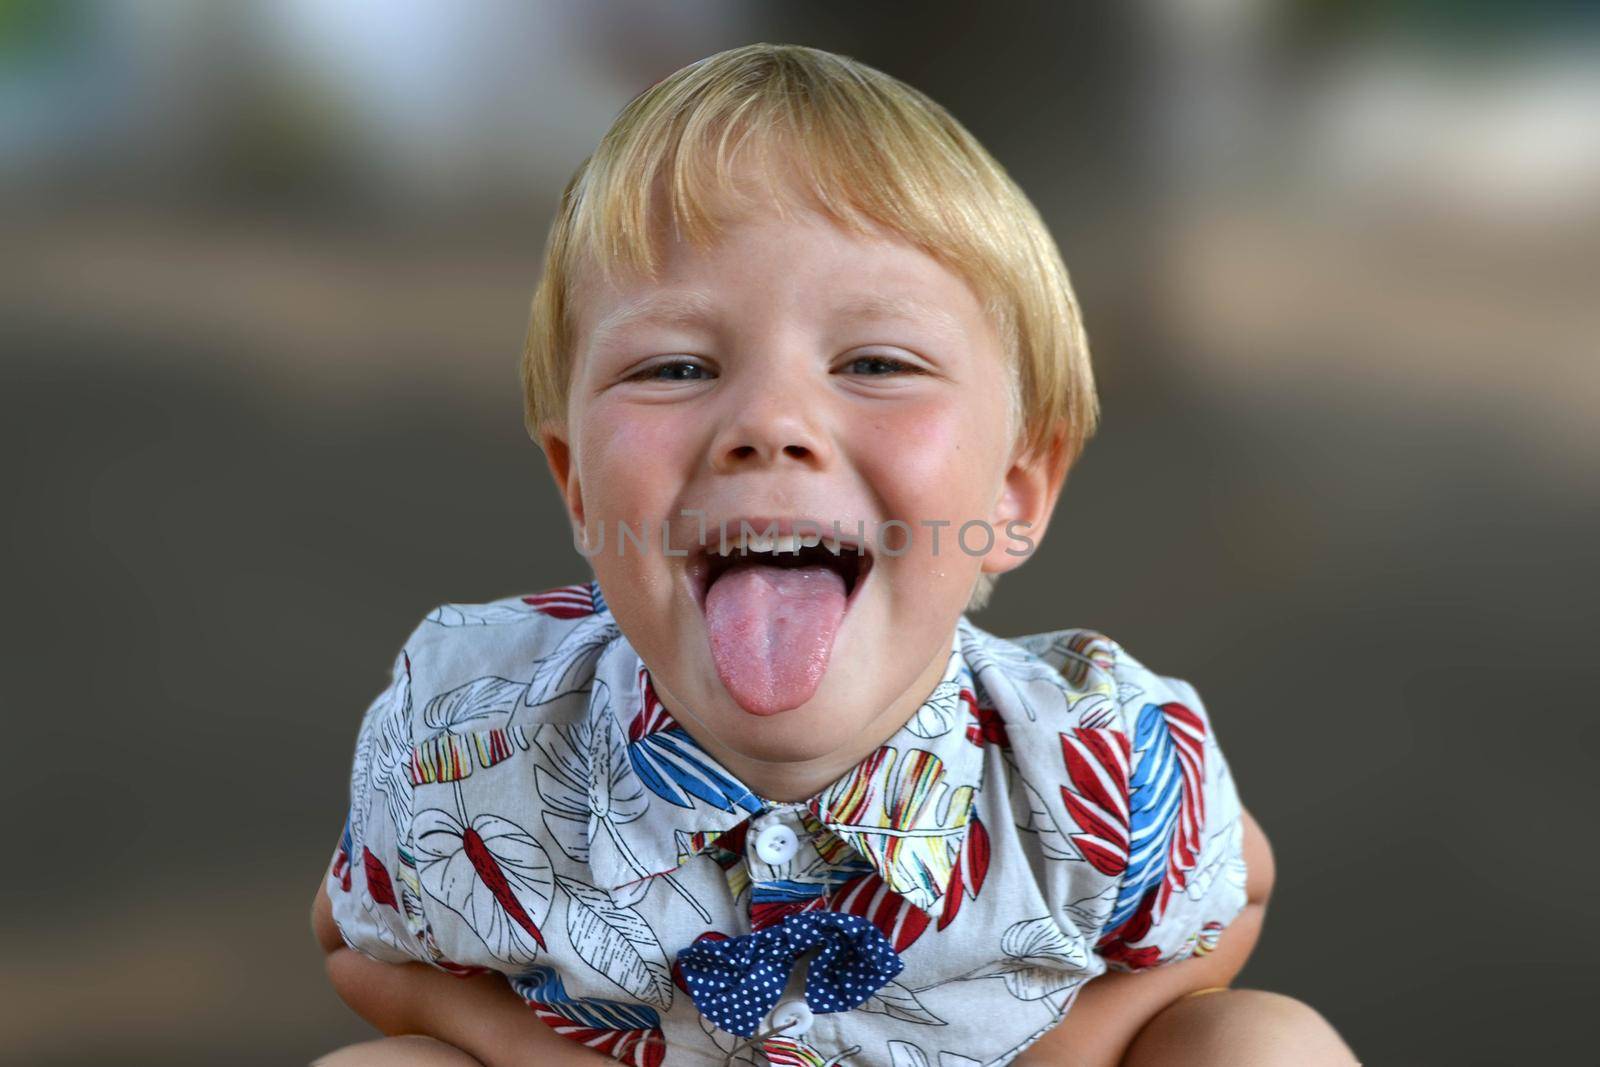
1059, 728, 1131, 876
1097, 885, 1162, 970
438, 959, 492, 978
938, 814, 991, 931
943, 864, 963, 928
530, 1008, 666, 1067
331, 847, 352, 893
751, 897, 825, 932
705, 821, 749, 871
1154, 700, 1207, 916
628, 668, 679, 742
965, 693, 1010, 749
463, 827, 548, 950
361, 846, 398, 910
829, 872, 929, 953
521, 583, 597, 619
763, 1040, 824, 1067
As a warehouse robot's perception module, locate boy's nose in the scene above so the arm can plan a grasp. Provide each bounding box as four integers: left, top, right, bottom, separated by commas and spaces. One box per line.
708, 388, 832, 473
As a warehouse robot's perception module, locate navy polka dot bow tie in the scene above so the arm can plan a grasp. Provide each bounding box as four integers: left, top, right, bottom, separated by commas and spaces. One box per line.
675, 911, 904, 1037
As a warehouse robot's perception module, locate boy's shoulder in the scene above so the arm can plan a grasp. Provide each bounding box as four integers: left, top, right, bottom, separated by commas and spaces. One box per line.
955, 615, 1210, 737
394, 581, 623, 750
413, 580, 611, 634
954, 616, 1247, 974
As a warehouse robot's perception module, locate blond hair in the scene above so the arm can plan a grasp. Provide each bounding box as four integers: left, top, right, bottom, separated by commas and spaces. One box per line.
522, 43, 1098, 611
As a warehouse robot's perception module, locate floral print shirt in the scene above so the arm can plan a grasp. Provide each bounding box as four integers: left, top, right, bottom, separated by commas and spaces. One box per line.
327, 581, 1250, 1067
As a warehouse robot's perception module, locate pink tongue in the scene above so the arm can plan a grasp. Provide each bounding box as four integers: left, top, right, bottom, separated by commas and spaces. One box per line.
703, 562, 848, 715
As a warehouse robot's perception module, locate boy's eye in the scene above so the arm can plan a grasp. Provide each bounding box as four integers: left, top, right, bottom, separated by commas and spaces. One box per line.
630, 359, 714, 383
841, 353, 921, 376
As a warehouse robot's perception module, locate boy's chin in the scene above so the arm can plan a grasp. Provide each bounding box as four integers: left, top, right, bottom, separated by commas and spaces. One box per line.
706, 674, 830, 727
711, 702, 865, 765
716, 668, 896, 750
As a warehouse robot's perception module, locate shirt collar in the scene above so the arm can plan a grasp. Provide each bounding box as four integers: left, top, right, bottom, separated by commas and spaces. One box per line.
583, 624, 985, 916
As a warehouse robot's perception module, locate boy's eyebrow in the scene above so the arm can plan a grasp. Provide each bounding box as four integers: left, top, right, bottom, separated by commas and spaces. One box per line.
833, 293, 966, 339
589, 290, 968, 346
590, 290, 719, 347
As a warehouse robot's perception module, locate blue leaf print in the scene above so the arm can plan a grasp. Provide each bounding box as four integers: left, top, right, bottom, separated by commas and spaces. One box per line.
1107, 701, 1182, 932
751, 879, 827, 904
627, 729, 763, 814
509, 965, 660, 1031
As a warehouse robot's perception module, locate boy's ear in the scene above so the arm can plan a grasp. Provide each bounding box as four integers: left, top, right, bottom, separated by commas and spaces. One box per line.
539, 424, 585, 529
981, 426, 1070, 577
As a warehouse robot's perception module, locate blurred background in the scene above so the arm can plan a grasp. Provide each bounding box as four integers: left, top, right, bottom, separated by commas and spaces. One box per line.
3, 1, 1596, 1064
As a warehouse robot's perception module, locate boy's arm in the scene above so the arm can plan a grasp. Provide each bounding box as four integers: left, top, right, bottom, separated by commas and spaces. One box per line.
1013, 806, 1276, 1067
313, 878, 615, 1067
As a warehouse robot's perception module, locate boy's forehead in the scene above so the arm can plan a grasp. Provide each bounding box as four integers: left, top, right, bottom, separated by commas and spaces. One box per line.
571, 238, 976, 348
574, 207, 943, 316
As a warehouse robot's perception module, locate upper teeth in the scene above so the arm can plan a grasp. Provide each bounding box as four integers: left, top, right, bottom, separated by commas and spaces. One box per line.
714, 531, 824, 556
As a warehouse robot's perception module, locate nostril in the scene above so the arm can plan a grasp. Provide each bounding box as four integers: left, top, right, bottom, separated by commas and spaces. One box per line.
720, 442, 815, 466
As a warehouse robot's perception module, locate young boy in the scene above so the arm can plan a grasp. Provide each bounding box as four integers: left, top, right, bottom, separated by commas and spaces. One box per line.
312, 43, 1356, 1067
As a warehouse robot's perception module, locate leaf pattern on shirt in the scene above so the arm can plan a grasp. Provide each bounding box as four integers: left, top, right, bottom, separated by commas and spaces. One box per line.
525, 612, 620, 709
1121, 700, 1207, 924
510, 964, 665, 1067
626, 668, 763, 814
423, 587, 603, 628
1000, 915, 1091, 970
927, 916, 1089, 1004
368, 650, 415, 848
556, 874, 675, 1010
413, 789, 554, 966
1058, 728, 1133, 877
815, 744, 975, 913
964, 635, 1071, 723
532, 744, 591, 867
886, 1042, 983, 1067
857, 979, 946, 1026
528, 680, 645, 864
1098, 699, 1228, 973
589, 695, 650, 824
411, 675, 532, 782
936, 813, 990, 932
1013, 771, 1076, 863
1014, 629, 1120, 696
764, 1037, 863, 1067
905, 677, 963, 739
827, 869, 930, 954
536, 682, 715, 924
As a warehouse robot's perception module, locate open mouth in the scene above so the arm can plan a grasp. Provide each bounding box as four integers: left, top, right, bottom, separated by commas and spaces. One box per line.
687, 531, 874, 611
685, 524, 874, 715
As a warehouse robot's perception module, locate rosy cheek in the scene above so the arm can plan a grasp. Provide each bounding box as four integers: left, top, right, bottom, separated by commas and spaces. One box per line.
579, 403, 688, 510
854, 403, 984, 506
594, 405, 670, 455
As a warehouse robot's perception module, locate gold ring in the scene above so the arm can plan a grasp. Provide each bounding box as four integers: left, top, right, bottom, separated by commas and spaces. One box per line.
1181, 986, 1230, 1000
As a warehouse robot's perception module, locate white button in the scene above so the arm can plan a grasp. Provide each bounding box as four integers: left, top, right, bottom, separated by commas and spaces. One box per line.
753, 822, 799, 864
766, 998, 813, 1036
